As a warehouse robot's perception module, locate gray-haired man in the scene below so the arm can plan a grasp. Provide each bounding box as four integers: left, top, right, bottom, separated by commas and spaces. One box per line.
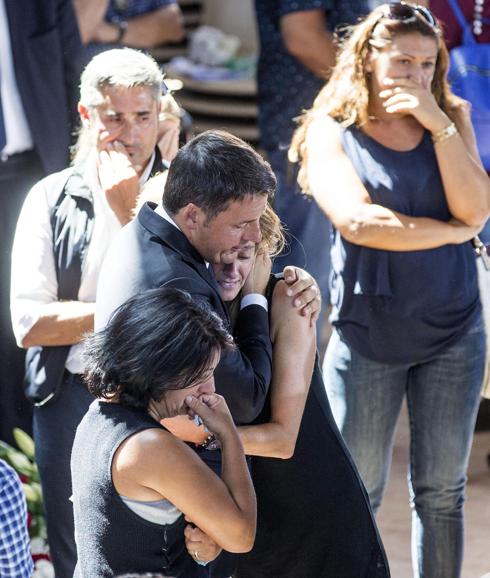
10, 48, 169, 578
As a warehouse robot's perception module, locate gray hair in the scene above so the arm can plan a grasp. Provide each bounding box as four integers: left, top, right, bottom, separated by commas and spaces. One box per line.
79, 48, 165, 108
72, 48, 164, 164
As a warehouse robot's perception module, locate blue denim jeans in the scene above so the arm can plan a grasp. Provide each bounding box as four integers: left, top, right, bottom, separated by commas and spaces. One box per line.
323, 319, 485, 578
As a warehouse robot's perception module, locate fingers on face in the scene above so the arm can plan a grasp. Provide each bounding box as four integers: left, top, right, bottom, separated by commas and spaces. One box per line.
379, 86, 404, 99
383, 93, 418, 111
383, 76, 417, 87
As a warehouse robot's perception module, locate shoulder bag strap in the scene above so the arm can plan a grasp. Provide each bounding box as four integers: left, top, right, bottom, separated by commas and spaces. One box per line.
446, 0, 477, 45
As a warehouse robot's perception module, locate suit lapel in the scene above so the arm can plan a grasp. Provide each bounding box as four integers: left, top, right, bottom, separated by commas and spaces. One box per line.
138, 202, 230, 321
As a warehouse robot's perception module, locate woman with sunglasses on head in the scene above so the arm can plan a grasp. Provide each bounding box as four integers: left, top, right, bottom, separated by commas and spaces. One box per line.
165, 205, 390, 577
290, 3, 490, 577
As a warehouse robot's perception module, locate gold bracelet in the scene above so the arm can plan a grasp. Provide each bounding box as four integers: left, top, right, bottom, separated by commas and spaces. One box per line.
431, 122, 458, 144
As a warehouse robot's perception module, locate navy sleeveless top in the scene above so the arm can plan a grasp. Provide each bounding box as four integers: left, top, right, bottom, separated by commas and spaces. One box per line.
330, 126, 480, 364
72, 400, 206, 578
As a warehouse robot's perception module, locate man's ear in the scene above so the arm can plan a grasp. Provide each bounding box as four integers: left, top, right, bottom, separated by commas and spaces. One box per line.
78, 103, 91, 128
181, 203, 204, 230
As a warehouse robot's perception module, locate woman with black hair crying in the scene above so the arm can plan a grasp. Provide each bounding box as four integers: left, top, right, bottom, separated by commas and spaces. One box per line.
70, 287, 256, 578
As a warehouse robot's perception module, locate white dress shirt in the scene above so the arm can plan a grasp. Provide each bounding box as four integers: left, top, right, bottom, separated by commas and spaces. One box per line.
10, 152, 155, 374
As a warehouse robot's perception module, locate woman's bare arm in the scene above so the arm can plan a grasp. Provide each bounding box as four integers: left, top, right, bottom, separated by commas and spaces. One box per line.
306, 116, 481, 250
434, 105, 490, 227
378, 77, 490, 227
112, 396, 256, 553
238, 280, 316, 459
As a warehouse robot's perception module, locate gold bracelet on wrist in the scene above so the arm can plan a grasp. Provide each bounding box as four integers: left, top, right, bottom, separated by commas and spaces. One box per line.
431, 122, 458, 144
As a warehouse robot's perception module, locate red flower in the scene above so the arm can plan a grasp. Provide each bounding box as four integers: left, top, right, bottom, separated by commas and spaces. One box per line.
32, 553, 51, 562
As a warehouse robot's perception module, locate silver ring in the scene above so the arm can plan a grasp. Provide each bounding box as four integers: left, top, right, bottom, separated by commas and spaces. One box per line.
193, 551, 200, 561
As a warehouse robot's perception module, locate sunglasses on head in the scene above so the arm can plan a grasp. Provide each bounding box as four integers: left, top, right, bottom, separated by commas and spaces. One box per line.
380, 2, 439, 30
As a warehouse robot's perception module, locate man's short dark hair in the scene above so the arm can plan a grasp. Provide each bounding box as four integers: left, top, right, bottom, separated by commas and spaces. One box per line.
163, 130, 276, 220
84, 287, 234, 409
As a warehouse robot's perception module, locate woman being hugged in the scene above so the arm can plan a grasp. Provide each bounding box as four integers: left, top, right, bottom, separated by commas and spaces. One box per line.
290, 3, 490, 577
165, 205, 390, 577
71, 287, 256, 578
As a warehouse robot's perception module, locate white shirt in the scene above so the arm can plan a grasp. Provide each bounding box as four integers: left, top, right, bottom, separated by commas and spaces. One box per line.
0, 0, 34, 157
10, 152, 156, 374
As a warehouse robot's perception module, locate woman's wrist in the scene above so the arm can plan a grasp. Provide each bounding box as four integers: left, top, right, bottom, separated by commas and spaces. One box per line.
427, 113, 453, 138
432, 122, 458, 145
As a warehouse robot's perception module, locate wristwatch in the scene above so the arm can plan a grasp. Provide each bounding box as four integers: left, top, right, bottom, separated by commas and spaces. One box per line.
200, 434, 221, 451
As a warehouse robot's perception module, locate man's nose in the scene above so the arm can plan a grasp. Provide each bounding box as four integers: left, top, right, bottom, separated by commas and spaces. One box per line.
120, 120, 138, 143
244, 220, 262, 244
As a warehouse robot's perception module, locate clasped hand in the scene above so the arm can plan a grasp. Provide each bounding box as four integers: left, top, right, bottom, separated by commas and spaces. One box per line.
184, 519, 222, 565
184, 394, 235, 441
379, 77, 449, 134
97, 130, 141, 225
241, 251, 321, 326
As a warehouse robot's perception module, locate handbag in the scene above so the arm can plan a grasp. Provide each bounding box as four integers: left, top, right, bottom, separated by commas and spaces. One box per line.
446, 0, 490, 170
474, 236, 490, 398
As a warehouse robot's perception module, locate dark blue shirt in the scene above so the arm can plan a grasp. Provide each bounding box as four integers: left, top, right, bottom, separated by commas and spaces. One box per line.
255, 0, 368, 151
331, 126, 480, 364
106, 0, 175, 22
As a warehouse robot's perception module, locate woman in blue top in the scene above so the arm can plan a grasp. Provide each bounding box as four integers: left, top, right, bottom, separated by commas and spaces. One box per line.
290, 3, 490, 578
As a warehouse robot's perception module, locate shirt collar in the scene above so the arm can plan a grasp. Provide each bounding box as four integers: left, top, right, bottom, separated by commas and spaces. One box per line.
154, 203, 210, 269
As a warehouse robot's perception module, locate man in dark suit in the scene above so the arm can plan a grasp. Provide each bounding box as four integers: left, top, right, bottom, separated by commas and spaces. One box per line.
0, 0, 82, 443
96, 130, 276, 426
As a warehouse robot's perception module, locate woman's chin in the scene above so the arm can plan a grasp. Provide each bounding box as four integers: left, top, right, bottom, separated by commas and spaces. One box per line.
224, 290, 240, 301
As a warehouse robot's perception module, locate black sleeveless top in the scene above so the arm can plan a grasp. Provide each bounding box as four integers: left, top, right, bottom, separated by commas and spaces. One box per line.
71, 400, 206, 578
236, 276, 390, 577
331, 126, 480, 363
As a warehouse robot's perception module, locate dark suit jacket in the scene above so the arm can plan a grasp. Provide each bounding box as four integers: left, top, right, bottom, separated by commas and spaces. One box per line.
5, 0, 82, 173
96, 202, 273, 424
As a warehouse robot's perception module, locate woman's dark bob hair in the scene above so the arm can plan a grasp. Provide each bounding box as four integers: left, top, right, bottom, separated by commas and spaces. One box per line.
84, 287, 234, 409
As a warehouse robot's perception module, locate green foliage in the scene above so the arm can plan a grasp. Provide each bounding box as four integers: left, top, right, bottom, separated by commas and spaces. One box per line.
14, 428, 36, 460
0, 429, 46, 539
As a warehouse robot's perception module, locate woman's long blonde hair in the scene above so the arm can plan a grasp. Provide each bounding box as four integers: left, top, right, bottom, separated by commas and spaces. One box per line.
259, 202, 285, 258
290, 3, 463, 193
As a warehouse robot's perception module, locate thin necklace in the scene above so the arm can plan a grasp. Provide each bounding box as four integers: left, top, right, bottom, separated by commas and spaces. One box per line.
473, 0, 485, 36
